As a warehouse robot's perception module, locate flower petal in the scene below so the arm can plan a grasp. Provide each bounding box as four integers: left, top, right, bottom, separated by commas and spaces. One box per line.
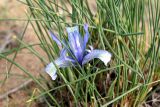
45, 62, 57, 80
60, 48, 76, 63
49, 31, 62, 46
85, 45, 94, 54
51, 74, 57, 80
60, 48, 67, 57
83, 24, 90, 49
66, 26, 84, 63
88, 45, 94, 51
45, 55, 75, 80
55, 56, 75, 68
82, 50, 112, 66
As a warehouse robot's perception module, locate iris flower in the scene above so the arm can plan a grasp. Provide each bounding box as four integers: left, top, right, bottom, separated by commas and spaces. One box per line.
45, 24, 112, 80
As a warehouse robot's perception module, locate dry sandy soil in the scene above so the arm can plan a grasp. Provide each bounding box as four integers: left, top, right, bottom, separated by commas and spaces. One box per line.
0, 0, 46, 106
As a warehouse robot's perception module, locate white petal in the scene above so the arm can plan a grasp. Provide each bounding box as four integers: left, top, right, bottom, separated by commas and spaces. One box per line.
51, 74, 57, 80
97, 52, 112, 66
45, 62, 57, 80
82, 50, 112, 66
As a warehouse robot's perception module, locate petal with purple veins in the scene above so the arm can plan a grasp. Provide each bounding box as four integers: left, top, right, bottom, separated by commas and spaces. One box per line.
60, 48, 67, 57
45, 55, 76, 80
49, 31, 62, 46
82, 50, 112, 66
83, 24, 90, 49
55, 56, 75, 68
66, 26, 84, 63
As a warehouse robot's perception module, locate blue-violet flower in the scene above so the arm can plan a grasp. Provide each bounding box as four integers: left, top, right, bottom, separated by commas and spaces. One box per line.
45, 24, 112, 80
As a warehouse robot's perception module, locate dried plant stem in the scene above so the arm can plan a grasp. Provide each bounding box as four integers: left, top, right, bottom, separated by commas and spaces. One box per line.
0, 79, 32, 100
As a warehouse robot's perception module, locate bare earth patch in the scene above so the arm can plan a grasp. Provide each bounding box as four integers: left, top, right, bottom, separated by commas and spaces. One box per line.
0, 0, 47, 106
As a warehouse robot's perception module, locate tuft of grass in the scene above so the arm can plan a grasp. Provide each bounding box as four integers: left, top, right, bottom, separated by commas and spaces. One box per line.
0, 0, 160, 106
